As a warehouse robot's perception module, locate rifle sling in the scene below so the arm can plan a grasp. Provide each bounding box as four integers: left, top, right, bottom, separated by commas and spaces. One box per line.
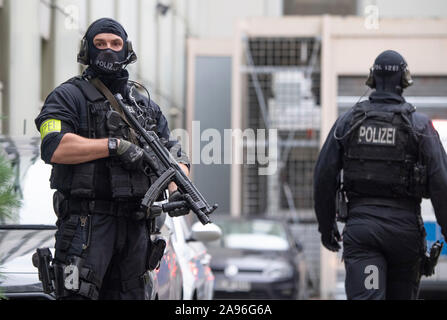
89, 77, 139, 145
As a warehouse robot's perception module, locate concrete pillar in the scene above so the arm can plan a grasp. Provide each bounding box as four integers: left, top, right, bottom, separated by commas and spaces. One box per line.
0, 1, 8, 134
171, 0, 187, 130
158, 0, 173, 115
53, 0, 83, 88
88, 0, 115, 22
137, 0, 158, 97
115, 0, 138, 76
5, 0, 41, 136
230, 21, 245, 217
319, 15, 338, 300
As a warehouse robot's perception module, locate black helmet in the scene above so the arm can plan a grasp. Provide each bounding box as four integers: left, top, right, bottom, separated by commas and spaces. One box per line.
365, 50, 413, 94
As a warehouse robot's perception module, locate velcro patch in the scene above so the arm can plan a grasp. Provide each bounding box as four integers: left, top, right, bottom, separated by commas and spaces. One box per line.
358, 125, 396, 146
40, 119, 61, 140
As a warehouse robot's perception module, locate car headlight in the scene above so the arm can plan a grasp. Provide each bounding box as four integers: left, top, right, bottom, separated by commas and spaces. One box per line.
263, 264, 294, 279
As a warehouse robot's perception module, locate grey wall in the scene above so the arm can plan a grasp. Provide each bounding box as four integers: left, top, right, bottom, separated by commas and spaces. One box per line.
284, 0, 357, 15
193, 56, 232, 215
357, 0, 447, 18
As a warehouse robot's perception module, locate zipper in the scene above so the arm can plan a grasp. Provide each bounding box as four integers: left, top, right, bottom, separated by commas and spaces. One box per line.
80, 216, 87, 227
80, 215, 91, 250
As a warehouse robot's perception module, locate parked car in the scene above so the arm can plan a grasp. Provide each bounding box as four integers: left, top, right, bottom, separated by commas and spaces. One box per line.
0, 137, 57, 299
151, 211, 183, 300
0, 226, 57, 300
164, 214, 221, 300
207, 215, 309, 299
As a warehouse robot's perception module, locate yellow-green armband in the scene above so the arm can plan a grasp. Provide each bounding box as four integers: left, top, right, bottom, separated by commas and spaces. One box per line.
40, 119, 62, 140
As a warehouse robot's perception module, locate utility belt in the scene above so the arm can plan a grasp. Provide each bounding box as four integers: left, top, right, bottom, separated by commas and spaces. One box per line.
66, 198, 141, 218
348, 197, 420, 212
54, 191, 147, 221
336, 192, 420, 222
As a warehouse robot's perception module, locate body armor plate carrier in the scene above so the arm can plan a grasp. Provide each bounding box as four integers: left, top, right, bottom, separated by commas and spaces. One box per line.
343, 100, 427, 200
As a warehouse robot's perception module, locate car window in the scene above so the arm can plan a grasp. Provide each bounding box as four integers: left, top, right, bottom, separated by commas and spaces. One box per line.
213, 219, 290, 251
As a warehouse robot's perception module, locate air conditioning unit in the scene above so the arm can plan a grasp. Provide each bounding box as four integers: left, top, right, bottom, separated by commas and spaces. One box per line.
268, 71, 320, 131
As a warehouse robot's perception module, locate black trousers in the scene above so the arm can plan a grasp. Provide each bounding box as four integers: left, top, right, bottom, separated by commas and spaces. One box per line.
342, 205, 424, 300
55, 213, 150, 300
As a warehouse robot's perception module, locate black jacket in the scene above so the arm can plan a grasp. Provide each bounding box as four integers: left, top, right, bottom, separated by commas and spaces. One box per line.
314, 91, 447, 238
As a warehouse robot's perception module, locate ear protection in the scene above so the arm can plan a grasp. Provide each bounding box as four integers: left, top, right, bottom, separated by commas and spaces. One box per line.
365, 66, 376, 88
77, 37, 137, 66
401, 62, 413, 88
365, 60, 413, 89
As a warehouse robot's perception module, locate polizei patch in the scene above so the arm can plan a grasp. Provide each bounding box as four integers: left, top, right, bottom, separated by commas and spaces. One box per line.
358, 125, 396, 146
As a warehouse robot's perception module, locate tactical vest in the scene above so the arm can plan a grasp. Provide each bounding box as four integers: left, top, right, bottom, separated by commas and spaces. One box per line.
342, 100, 427, 200
50, 76, 157, 200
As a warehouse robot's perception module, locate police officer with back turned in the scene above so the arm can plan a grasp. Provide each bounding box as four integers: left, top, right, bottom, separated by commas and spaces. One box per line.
34, 18, 190, 300
314, 50, 447, 299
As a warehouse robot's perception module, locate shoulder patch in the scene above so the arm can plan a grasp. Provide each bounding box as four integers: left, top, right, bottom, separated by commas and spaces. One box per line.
40, 119, 61, 140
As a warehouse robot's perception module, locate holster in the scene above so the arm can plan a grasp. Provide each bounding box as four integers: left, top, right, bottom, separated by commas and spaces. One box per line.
32, 248, 55, 294
336, 189, 348, 222
147, 236, 166, 271
53, 190, 69, 219
421, 241, 444, 277
32, 248, 100, 300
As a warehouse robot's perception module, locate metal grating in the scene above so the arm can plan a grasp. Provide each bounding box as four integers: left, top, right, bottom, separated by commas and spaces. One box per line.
242, 37, 321, 219
240, 36, 322, 295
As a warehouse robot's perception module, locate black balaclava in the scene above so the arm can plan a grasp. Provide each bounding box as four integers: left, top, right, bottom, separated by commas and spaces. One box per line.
372, 50, 407, 95
84, 18, 130, 94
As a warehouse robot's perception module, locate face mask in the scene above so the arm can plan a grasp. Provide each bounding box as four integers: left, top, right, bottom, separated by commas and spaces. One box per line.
91, 49, 125, 74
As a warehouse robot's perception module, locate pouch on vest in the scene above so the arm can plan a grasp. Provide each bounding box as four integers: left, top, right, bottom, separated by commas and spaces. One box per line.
50, 165, 69, 191
130, 171, 150, 198
53, 190, 69, 219
109, 162, 133, 198
70, 162, 96, 198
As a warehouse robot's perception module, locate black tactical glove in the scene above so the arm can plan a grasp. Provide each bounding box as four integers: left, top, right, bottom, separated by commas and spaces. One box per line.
116, 139, 144, 171
321, 224, 342, 252
165, 191, 190, 217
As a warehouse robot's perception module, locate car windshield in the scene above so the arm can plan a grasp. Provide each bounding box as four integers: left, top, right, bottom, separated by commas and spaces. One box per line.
213, 219, 289, 251
0, 136, 55, 226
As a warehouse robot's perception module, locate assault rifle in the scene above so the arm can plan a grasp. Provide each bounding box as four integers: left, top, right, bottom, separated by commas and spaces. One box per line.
114, 93, 217, 226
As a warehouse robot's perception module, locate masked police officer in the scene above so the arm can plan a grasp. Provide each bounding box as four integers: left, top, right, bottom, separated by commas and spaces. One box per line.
314, 50, 447, 299
34, 18, 190, 300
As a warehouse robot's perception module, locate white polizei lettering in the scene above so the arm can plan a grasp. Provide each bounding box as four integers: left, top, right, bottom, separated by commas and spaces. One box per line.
358, 126, 366, 142
379, 128, 387, 143
359, 125, 396, 145
365, 127, 373, 142
372, 127, 380, 143
387, 128, 396, 144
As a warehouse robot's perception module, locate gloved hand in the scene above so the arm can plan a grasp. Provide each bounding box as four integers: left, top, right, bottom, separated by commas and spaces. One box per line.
116, 139, 144, 171
321, 225, 342, 252
166, 191, 190, 217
